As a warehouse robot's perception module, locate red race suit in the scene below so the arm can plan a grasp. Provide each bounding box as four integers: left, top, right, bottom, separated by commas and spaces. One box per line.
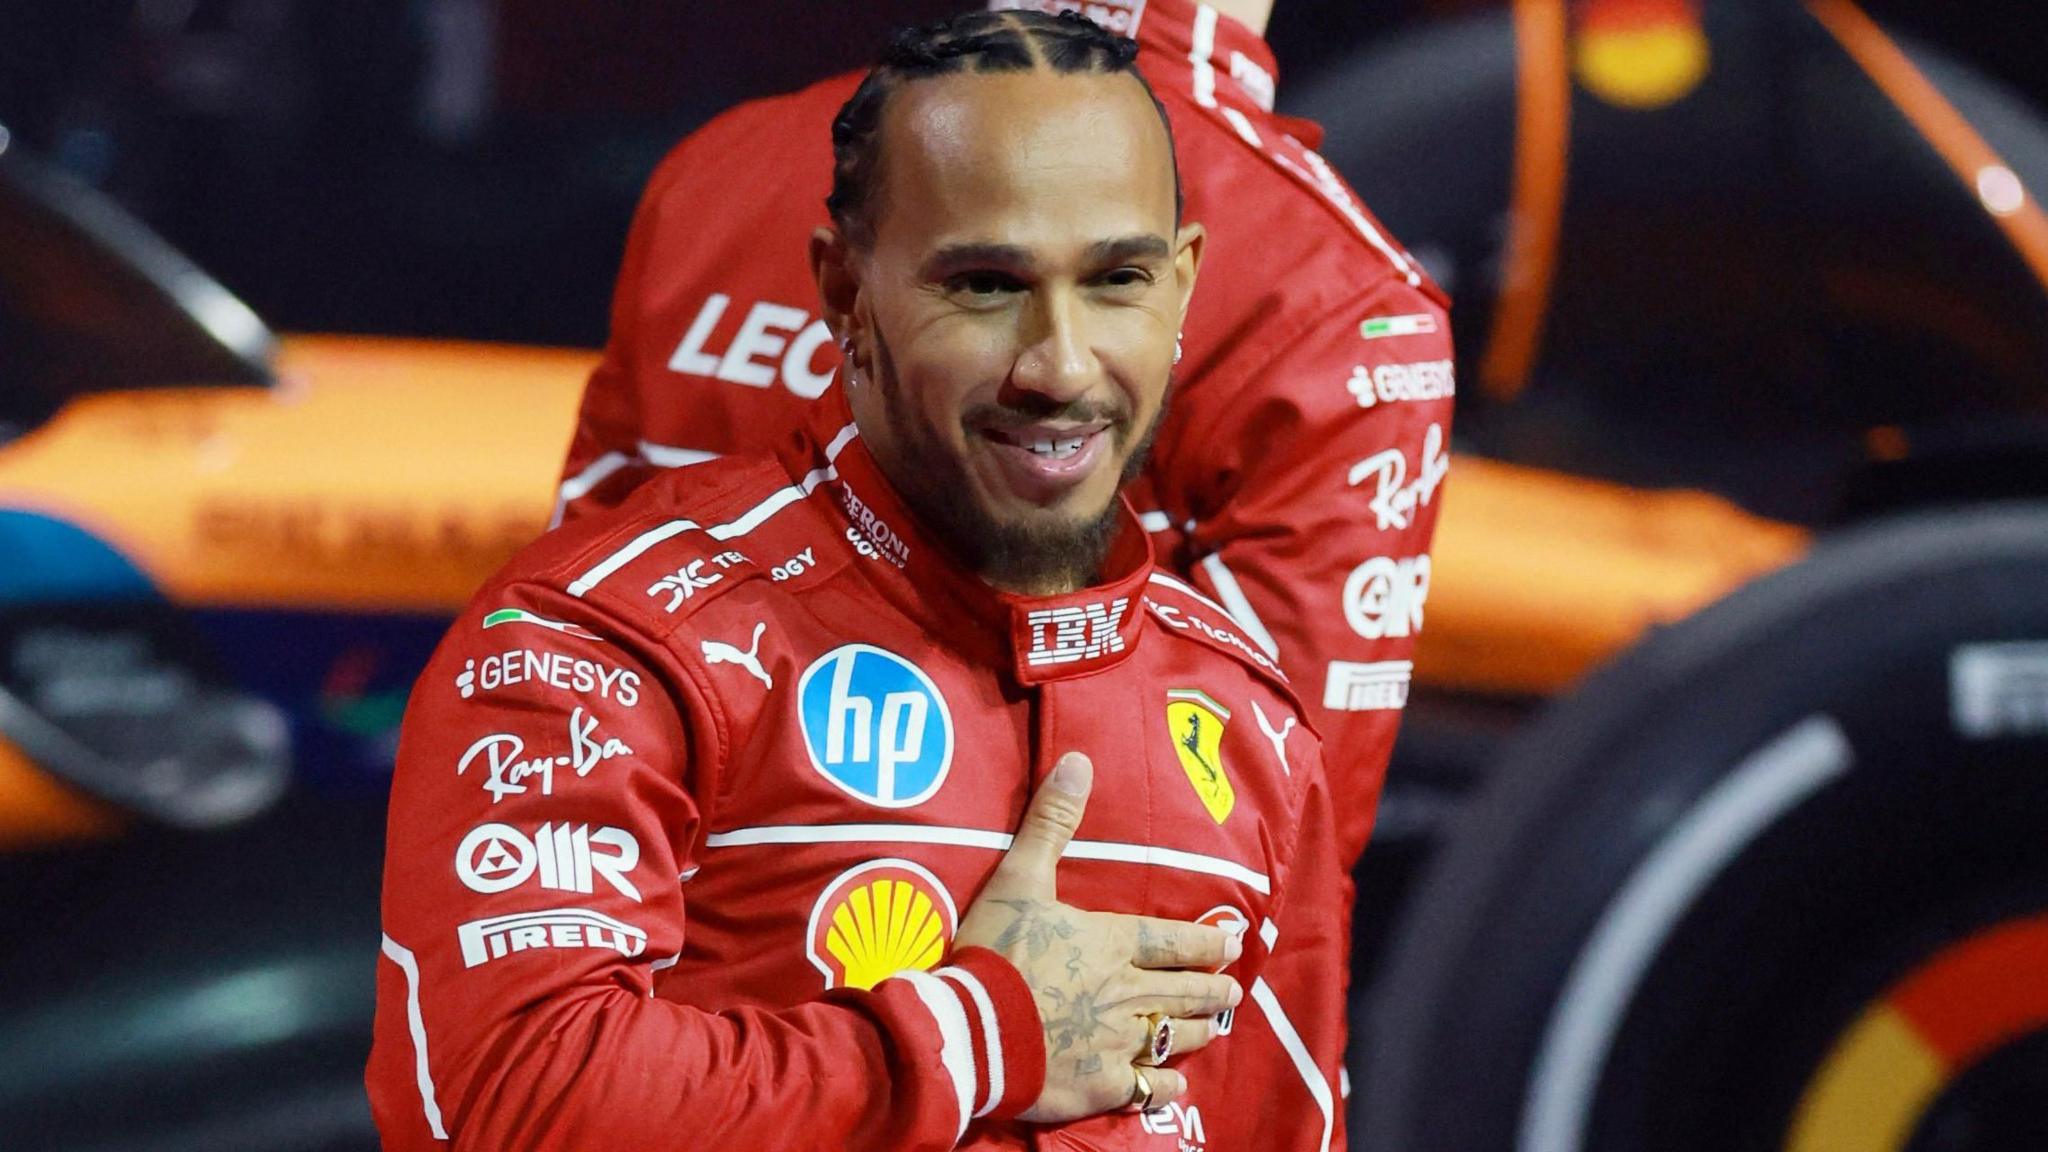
369, 390, 1351, 1149
556, 0, 1455, 869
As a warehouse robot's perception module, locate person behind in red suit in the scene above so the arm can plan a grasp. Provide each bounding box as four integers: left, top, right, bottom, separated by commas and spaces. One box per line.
557, 0, 1452, 881
370, 11, 1350, 1149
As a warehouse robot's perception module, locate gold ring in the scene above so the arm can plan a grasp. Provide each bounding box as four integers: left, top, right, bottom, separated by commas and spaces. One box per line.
1124, 1066, 1157, 1112
1138, 1012, 1175, 1067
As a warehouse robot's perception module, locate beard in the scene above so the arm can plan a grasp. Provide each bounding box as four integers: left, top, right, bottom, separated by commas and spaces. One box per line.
866, 328, 1169, 595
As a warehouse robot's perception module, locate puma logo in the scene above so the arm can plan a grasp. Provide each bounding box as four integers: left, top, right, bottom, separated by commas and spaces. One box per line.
701, 622, 772, 689
1251, 699, 1295, 777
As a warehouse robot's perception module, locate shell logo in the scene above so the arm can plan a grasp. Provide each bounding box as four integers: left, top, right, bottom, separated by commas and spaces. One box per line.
806, 859, 960, 991
1572, 0, 1711, 111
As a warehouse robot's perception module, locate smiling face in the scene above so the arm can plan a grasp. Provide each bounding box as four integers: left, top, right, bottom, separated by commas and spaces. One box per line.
813, 67, 1203, 595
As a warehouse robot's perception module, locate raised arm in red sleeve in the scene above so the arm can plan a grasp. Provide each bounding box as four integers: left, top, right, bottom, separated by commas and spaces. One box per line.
365, 581, 1043, 1150
1148, 269, 1453, 861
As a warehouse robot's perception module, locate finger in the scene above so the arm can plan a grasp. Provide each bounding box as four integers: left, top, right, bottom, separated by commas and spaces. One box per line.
1136, 1065, 1188, 1113
1132, 1013, 1218, 1067
1124, 915, 1241, 970
984, 752, 1092, 899
1126, 970, 1243, 1020
1161, 1014, 1216, 1060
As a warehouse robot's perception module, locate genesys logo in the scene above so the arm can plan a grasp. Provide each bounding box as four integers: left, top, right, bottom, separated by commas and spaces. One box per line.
1343, 554, 1430, 640
456, 821, 643, 901
1348, 422, 1450, 532
457, 706, 634, 803
457, 649, 641, 706
668, 293, 836, 398
1347, 359, 1455, 409
797, 645, 954, 808
1324, 659, 1413, 713
1027, 597, 1129, 667
457, 907, 648, 969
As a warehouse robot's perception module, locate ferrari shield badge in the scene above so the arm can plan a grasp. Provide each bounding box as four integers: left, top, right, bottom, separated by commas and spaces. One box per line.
1167, 689, 1236, 824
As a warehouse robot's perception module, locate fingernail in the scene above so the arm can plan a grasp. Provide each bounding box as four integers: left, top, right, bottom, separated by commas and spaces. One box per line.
1048, 753, 1088, 795
1228, 981, 1243, 1007
1223, 932, 1244, 963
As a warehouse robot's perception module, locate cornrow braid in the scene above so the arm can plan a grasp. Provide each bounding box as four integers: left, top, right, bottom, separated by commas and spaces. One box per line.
826, 9, 1182, 250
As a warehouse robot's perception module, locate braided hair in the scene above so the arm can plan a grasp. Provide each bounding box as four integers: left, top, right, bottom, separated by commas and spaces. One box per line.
826, 9, 1182, 250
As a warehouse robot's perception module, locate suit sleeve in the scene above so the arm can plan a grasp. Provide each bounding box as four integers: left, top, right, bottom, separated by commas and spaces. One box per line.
1168, 280, 1453, 862
1231, 734, 1353, 1152
366, 583, 1044, 1150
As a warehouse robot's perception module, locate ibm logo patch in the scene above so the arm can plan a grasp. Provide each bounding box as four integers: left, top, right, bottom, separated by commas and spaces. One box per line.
1027, 598, 1129, 667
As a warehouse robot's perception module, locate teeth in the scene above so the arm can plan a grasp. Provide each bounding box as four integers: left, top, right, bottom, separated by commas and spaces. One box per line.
1023, 433, 1088, 460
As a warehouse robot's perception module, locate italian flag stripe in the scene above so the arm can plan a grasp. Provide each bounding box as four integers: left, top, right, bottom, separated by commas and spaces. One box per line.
481, 609, 603, 640
1360, 314, 1437, 339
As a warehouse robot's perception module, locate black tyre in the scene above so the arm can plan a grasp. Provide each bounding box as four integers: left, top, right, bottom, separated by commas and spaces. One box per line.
1355, 504, 2048, 1152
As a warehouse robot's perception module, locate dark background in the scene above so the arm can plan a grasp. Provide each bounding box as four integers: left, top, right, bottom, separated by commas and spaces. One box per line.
4, 0, 2046, 351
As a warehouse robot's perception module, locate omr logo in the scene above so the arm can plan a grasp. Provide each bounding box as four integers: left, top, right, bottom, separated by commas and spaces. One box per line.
797, 645, 954, 808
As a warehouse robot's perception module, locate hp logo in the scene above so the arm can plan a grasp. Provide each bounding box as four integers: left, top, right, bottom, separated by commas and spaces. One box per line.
797, 644, 954, 808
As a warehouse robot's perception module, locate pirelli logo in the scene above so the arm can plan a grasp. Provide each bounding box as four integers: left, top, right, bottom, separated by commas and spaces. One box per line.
457, 908, 648, 968
1324, 660, 1412, 712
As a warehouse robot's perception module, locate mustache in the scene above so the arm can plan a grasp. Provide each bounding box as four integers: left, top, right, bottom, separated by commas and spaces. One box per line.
961, 397, 1130, 432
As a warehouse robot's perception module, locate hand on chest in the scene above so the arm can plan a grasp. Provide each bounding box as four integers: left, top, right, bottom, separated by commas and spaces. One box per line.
678, 614, 1300, 996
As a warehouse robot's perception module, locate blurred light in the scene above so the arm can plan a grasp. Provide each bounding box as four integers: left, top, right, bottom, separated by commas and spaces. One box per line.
136, 0, 199, 32
1977, 165, 2026, 217
175, 271, 277, 366
1864, 425, 1910, 462
56, 127, 116, 184
0, 955, 368, 1102
0, 124, 10, 156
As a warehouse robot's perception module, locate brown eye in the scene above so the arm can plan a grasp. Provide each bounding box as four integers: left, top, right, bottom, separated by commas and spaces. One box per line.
951, 272, 1021, 297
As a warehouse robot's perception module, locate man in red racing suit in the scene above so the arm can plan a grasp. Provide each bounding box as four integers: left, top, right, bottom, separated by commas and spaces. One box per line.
372, 13, 1351, 1149
557, 0, 1456, 874
368, 394, 1347, 1149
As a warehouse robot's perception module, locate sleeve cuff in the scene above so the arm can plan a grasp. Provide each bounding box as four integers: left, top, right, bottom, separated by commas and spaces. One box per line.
885, 947, 1046, 1132
940, 947, 1045, 1120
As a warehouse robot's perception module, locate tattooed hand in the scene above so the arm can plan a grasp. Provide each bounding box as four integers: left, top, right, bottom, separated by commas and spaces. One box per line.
955, 752, 1244, 1123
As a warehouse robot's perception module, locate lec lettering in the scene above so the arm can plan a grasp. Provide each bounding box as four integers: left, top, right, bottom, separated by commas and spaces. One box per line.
669, 293, 836, 398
